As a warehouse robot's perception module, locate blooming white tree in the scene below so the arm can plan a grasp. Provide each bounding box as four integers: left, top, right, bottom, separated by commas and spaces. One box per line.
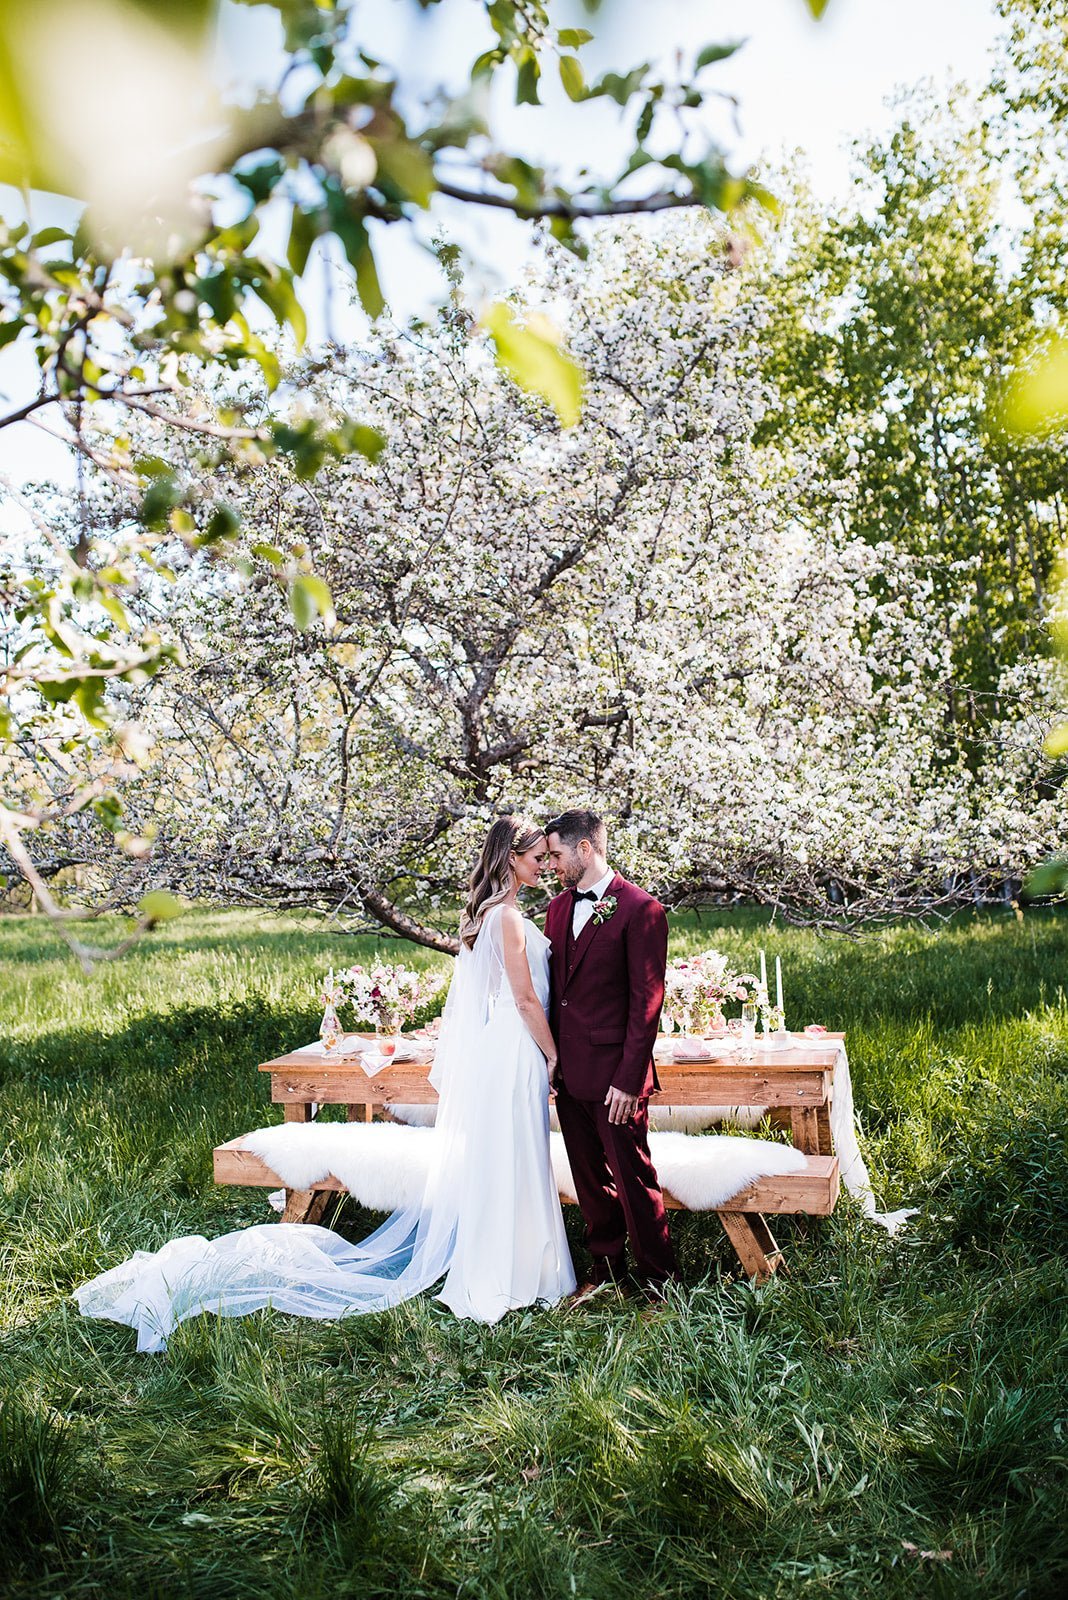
32, 217, 1064, 946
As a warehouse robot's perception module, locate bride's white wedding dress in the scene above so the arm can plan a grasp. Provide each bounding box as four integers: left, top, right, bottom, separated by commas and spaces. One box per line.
75, 906, 575, 1350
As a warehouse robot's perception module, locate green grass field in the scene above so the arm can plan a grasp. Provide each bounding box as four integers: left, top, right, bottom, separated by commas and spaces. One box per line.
1, 905, 1066, 1599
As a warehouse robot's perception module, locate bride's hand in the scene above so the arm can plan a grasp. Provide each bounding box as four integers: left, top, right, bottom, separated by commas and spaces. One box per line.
546, 1055, 559, 1092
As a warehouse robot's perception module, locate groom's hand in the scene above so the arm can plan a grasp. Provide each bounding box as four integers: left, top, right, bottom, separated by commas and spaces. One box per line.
605, 1086, 638, 1125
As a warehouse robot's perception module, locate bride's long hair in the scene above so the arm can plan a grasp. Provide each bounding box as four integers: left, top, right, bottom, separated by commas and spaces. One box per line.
459, 815, 544, 950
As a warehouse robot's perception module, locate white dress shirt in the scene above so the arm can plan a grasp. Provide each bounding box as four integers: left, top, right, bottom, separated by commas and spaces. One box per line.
571, 867, 616, 938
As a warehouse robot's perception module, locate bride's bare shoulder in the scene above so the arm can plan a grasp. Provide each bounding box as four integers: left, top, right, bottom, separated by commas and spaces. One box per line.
497, 903, 528, 941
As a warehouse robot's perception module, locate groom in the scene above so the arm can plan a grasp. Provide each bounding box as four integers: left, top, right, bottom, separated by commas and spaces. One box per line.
544, 810, 678, 1297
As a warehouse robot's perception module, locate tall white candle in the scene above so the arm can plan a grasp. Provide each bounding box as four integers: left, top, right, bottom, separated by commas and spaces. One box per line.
759, 949, 767, 995
775, 956, 783, 1014
327, 967, 334, 991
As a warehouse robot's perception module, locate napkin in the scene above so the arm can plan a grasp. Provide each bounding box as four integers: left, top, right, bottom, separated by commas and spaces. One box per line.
671, 1035, 737, 1059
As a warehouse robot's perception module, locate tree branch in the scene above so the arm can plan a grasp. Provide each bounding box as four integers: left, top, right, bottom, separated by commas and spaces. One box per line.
434, 179, 706, 221
0, 805, 153, 972
358, 886, 460, 954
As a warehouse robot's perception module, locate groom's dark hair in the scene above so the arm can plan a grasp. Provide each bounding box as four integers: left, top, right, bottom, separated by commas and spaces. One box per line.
545, 809, 607, 854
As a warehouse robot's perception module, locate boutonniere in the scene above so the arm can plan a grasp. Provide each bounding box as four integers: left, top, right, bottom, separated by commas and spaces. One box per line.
591, 895, 617, 925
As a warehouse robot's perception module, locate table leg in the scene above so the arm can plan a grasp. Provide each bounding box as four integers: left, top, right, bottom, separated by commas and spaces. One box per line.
791, 1105, 822, 1154
284, 1102, 314, 1123
717, 1210, 786, 1281
347, 1102, 374, 1122
815, 1103, 834, 1155
281, 1188, 333, 1225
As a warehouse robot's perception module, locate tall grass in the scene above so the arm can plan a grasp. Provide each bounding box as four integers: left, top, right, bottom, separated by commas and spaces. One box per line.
0, 904, 1066, 1597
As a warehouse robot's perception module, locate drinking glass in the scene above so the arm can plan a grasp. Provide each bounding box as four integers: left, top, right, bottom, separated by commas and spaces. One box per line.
741, 1002, 758, 1059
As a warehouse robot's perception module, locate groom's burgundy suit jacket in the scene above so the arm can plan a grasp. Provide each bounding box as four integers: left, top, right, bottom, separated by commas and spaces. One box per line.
545, 874, 668, 1100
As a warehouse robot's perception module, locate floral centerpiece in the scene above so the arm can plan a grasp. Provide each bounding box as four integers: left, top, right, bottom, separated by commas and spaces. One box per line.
342, 962, 442, 1044
663, 950, 736, 1034
315, 963, 444, 1055
663, 952, 783, 1037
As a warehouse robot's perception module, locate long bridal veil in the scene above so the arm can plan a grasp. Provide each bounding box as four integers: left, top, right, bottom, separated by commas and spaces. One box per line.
76, 909, 517, 1352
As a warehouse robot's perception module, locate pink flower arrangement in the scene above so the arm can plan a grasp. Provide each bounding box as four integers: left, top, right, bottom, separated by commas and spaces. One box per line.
663, 951, 771, 1034
320, 962, 446, 1033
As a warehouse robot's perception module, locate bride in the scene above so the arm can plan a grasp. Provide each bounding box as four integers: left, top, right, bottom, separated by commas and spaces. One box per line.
76, 816, 576, 1350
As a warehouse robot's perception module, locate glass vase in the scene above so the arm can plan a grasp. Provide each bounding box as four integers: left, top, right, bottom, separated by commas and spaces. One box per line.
319, 1001, 342, 1054
375, 1010, 402, 1059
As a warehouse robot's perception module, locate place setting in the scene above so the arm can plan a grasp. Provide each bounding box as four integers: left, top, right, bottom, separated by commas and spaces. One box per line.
656, 946, 799, 1060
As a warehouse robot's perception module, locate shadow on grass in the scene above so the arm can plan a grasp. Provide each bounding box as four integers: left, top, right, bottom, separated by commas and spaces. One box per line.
0, 999, 317, 1090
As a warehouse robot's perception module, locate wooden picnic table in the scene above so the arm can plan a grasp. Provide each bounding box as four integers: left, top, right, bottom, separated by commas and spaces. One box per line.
214, 1032, 844, 1277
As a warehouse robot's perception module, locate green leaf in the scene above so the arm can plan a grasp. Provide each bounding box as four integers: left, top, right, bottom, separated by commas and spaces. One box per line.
272, 418, 326, 479
370, 136, 436, 208
92, 792, 124, 829
481, 302, 584, 428
487, 0, 519, 45
287, 205, 321, 277
203, 503, 241, 544
99, 593, 132, 631
169, 507, 196, 536
635, 98, 655, 145
696, 41, 742, 69
0, 317, 23, 348
548, 216, 587, 259
138, 889, 183, 926
37, 677, 79, 707
1000, 334, 1068, 437
514, 47, 541, 106
140, 476, 180, 529
196, 269, 237, 325
134, 456, 173, 479
233, 154, 286, 204
558, 28, 594, 47
289, 574, 335, 630
559, 56, 585, 102
588, 64, 649, 107
253, 270, 308, 348
29, 225, 70, 249
72, 678, 109, 730
330, 421, 387, 461
331, 73, 392, 110
325, 194, 386, 319
354, 237, 385, 320
804, 0, 832, 17
1044, 721, 1068, 758
240, 330, 283, 390
252, 542, 286, 567
471, 48, 505, 80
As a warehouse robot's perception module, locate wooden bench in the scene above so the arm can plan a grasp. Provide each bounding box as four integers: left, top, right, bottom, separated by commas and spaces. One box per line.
213, 1134, 838, 1279
213, 1034, 843, 1280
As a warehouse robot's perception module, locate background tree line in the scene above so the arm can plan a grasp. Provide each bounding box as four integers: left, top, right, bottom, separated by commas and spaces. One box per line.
3, 0, 1066, 949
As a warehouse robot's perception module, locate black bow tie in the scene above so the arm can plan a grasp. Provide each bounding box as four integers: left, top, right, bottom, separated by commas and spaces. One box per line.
574, 889, 598, 901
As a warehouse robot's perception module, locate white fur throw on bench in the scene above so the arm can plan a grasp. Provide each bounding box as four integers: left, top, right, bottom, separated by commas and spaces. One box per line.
388, 1103, 769, 1133
241, 1124, 807, 1214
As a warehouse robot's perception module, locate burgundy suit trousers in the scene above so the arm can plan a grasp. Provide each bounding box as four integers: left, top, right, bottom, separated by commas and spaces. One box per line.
555, 1083, 678, 1287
